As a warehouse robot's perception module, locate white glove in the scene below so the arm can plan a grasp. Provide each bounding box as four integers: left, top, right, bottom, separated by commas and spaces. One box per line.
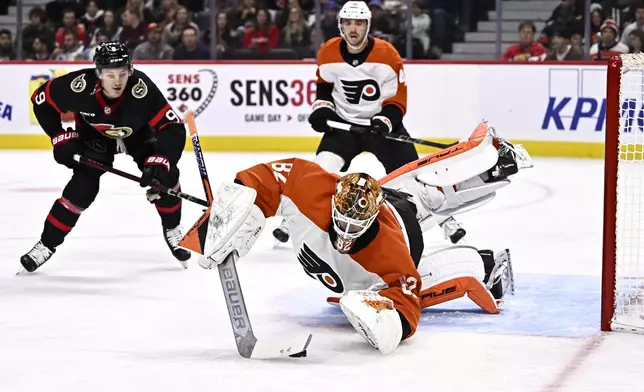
197, 182, 266, 269
340, 290, 403, 355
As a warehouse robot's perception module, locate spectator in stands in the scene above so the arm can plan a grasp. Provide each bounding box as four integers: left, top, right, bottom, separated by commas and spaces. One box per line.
29, 36, 54, 60
91, 9, 122, 44
369, 0, 398, 42
82, 31, 108, 59
22, 7, 54, 58
173, 26, 210, 59
590, 7, 605, 44
162, 6, 199, 47
570, 30, 584, 55
297, 24, 317, 58
411, 1, 430, 56
426, 0, 454, 56
503, 20, 547, 61
123, 0, 155, 24
545, 27, 583, 61
590, 19, 628, 60
540, 1, 577, 49
242, 8, 279, 54
55, 9, 87, 47
121, 8, 147, 52
80, 0, 104, 39
621, 3, 644, 46
45, 0, 83, 28
133, 23, 174, 59
235, 0, 259, 29
51, 30, 85, 60
320, 1, 340, 41
275, 0, 303, 29
153, 0, 178, 27
628, 29, 644, 54
0, 29, 15, 60
279, 7, 310, 54
545, 0, 584, 25
214, 11, 240, 56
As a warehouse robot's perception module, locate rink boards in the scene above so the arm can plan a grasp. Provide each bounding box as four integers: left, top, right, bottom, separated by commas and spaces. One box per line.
0, 61, 611, 158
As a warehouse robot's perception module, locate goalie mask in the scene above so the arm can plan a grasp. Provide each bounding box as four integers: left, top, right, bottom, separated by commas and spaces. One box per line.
331, 173, 384, 253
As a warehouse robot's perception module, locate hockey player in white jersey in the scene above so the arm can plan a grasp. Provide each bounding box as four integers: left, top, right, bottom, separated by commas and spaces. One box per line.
272, 0, 423, 243
181, 122, 530, 355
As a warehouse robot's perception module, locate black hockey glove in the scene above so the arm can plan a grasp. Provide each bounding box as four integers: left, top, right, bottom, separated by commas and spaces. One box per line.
308, 100, 337, 133
51, 129, 81, 169
140, 155, 174, 188
370, 115, 393, 135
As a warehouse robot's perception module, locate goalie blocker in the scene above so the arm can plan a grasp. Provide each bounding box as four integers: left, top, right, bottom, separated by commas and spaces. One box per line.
180, 121, 529, 355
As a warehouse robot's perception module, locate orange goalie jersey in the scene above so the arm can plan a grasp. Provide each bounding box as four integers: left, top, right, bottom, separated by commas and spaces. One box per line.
235, 158, 422, 339
316, 37, 407, 126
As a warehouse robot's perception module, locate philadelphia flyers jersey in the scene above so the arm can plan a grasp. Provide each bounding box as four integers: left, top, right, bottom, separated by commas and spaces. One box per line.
316, 37, 407, 126
31, 67, 185, 164
235, 158, 423, 338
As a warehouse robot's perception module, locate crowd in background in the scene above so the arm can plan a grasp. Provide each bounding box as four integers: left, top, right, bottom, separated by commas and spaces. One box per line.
0, 0, 493, 60
2, 0, 644, 61
504, 0, 644, 61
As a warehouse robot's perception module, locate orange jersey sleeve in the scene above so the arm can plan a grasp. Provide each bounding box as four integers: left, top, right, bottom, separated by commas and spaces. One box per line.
367, 39, 407, 116
350, 205, 422, 338
235, 158, 338, 228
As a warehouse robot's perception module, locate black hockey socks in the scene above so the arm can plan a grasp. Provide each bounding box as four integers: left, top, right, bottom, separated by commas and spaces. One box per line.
155, 193, 182, 229
41, 197, 84, 249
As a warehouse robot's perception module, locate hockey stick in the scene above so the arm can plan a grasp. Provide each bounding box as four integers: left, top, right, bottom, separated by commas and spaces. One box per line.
327, 119, 458, 149
181, 111, 313, 359
73, 155, 209, 207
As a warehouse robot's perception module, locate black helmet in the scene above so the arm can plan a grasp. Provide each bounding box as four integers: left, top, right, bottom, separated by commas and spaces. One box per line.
93, 41, 132, 72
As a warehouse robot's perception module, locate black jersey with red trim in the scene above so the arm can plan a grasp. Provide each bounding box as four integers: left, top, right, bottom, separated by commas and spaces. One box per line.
31, 68, 185, 164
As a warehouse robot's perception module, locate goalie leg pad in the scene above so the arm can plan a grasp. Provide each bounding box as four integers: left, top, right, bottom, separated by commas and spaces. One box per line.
418, 245, 500, 313
198, 182, 266, 268
340, 290, 403, 355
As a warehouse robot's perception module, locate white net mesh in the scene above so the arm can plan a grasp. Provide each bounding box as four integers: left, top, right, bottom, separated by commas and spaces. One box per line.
613, 54, 644, 332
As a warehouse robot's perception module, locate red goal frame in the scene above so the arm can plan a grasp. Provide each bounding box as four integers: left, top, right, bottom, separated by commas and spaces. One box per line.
601, 55, 623, 332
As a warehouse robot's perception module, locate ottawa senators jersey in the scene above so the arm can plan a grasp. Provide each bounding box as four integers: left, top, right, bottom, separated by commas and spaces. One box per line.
315, 37, 407, 126
236, 158, 422, 338
31, 68, 185, 164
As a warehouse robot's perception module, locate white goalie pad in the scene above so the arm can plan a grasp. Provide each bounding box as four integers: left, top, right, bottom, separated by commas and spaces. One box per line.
418, 244, 486, 287
201, 182, 266, 267
415, 126, 500, 188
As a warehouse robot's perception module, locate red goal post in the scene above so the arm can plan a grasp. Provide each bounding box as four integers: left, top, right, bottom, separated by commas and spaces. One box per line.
602, 54, 644, 333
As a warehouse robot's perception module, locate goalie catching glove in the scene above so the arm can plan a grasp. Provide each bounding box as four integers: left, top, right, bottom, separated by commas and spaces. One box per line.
198, 182, 266, 269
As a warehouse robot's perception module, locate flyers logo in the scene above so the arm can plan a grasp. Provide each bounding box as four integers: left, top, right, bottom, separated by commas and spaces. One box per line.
340, 79, 380, 105
297, 243, 344, 294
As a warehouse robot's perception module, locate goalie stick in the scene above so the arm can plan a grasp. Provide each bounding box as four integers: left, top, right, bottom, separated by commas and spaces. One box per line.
181, 111, 313, 359
327, 120, 457, 149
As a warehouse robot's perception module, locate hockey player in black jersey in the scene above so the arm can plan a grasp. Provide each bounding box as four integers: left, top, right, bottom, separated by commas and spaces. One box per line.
20, 41, 190, 272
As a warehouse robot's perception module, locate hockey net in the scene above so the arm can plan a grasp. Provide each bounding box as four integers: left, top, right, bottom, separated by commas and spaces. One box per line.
602, 54, 644, 333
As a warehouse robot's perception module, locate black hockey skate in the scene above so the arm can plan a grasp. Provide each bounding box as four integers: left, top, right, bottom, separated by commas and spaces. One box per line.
163, 226, 191, 268
20, 241, 55, 272
272, 218, 290, 243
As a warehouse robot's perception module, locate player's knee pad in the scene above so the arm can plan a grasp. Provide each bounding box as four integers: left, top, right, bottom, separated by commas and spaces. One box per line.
314, 151, 345, 173
62, 167, 103, 209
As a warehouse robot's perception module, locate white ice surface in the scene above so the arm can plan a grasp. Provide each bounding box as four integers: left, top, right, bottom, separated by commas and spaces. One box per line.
0, 151, 642, 392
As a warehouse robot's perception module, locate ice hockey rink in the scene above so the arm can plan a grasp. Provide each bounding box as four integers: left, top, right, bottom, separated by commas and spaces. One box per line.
1, 150, 643, 392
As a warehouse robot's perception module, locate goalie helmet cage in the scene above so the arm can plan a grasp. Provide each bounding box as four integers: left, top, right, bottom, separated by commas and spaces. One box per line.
602, 54, 644, 333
